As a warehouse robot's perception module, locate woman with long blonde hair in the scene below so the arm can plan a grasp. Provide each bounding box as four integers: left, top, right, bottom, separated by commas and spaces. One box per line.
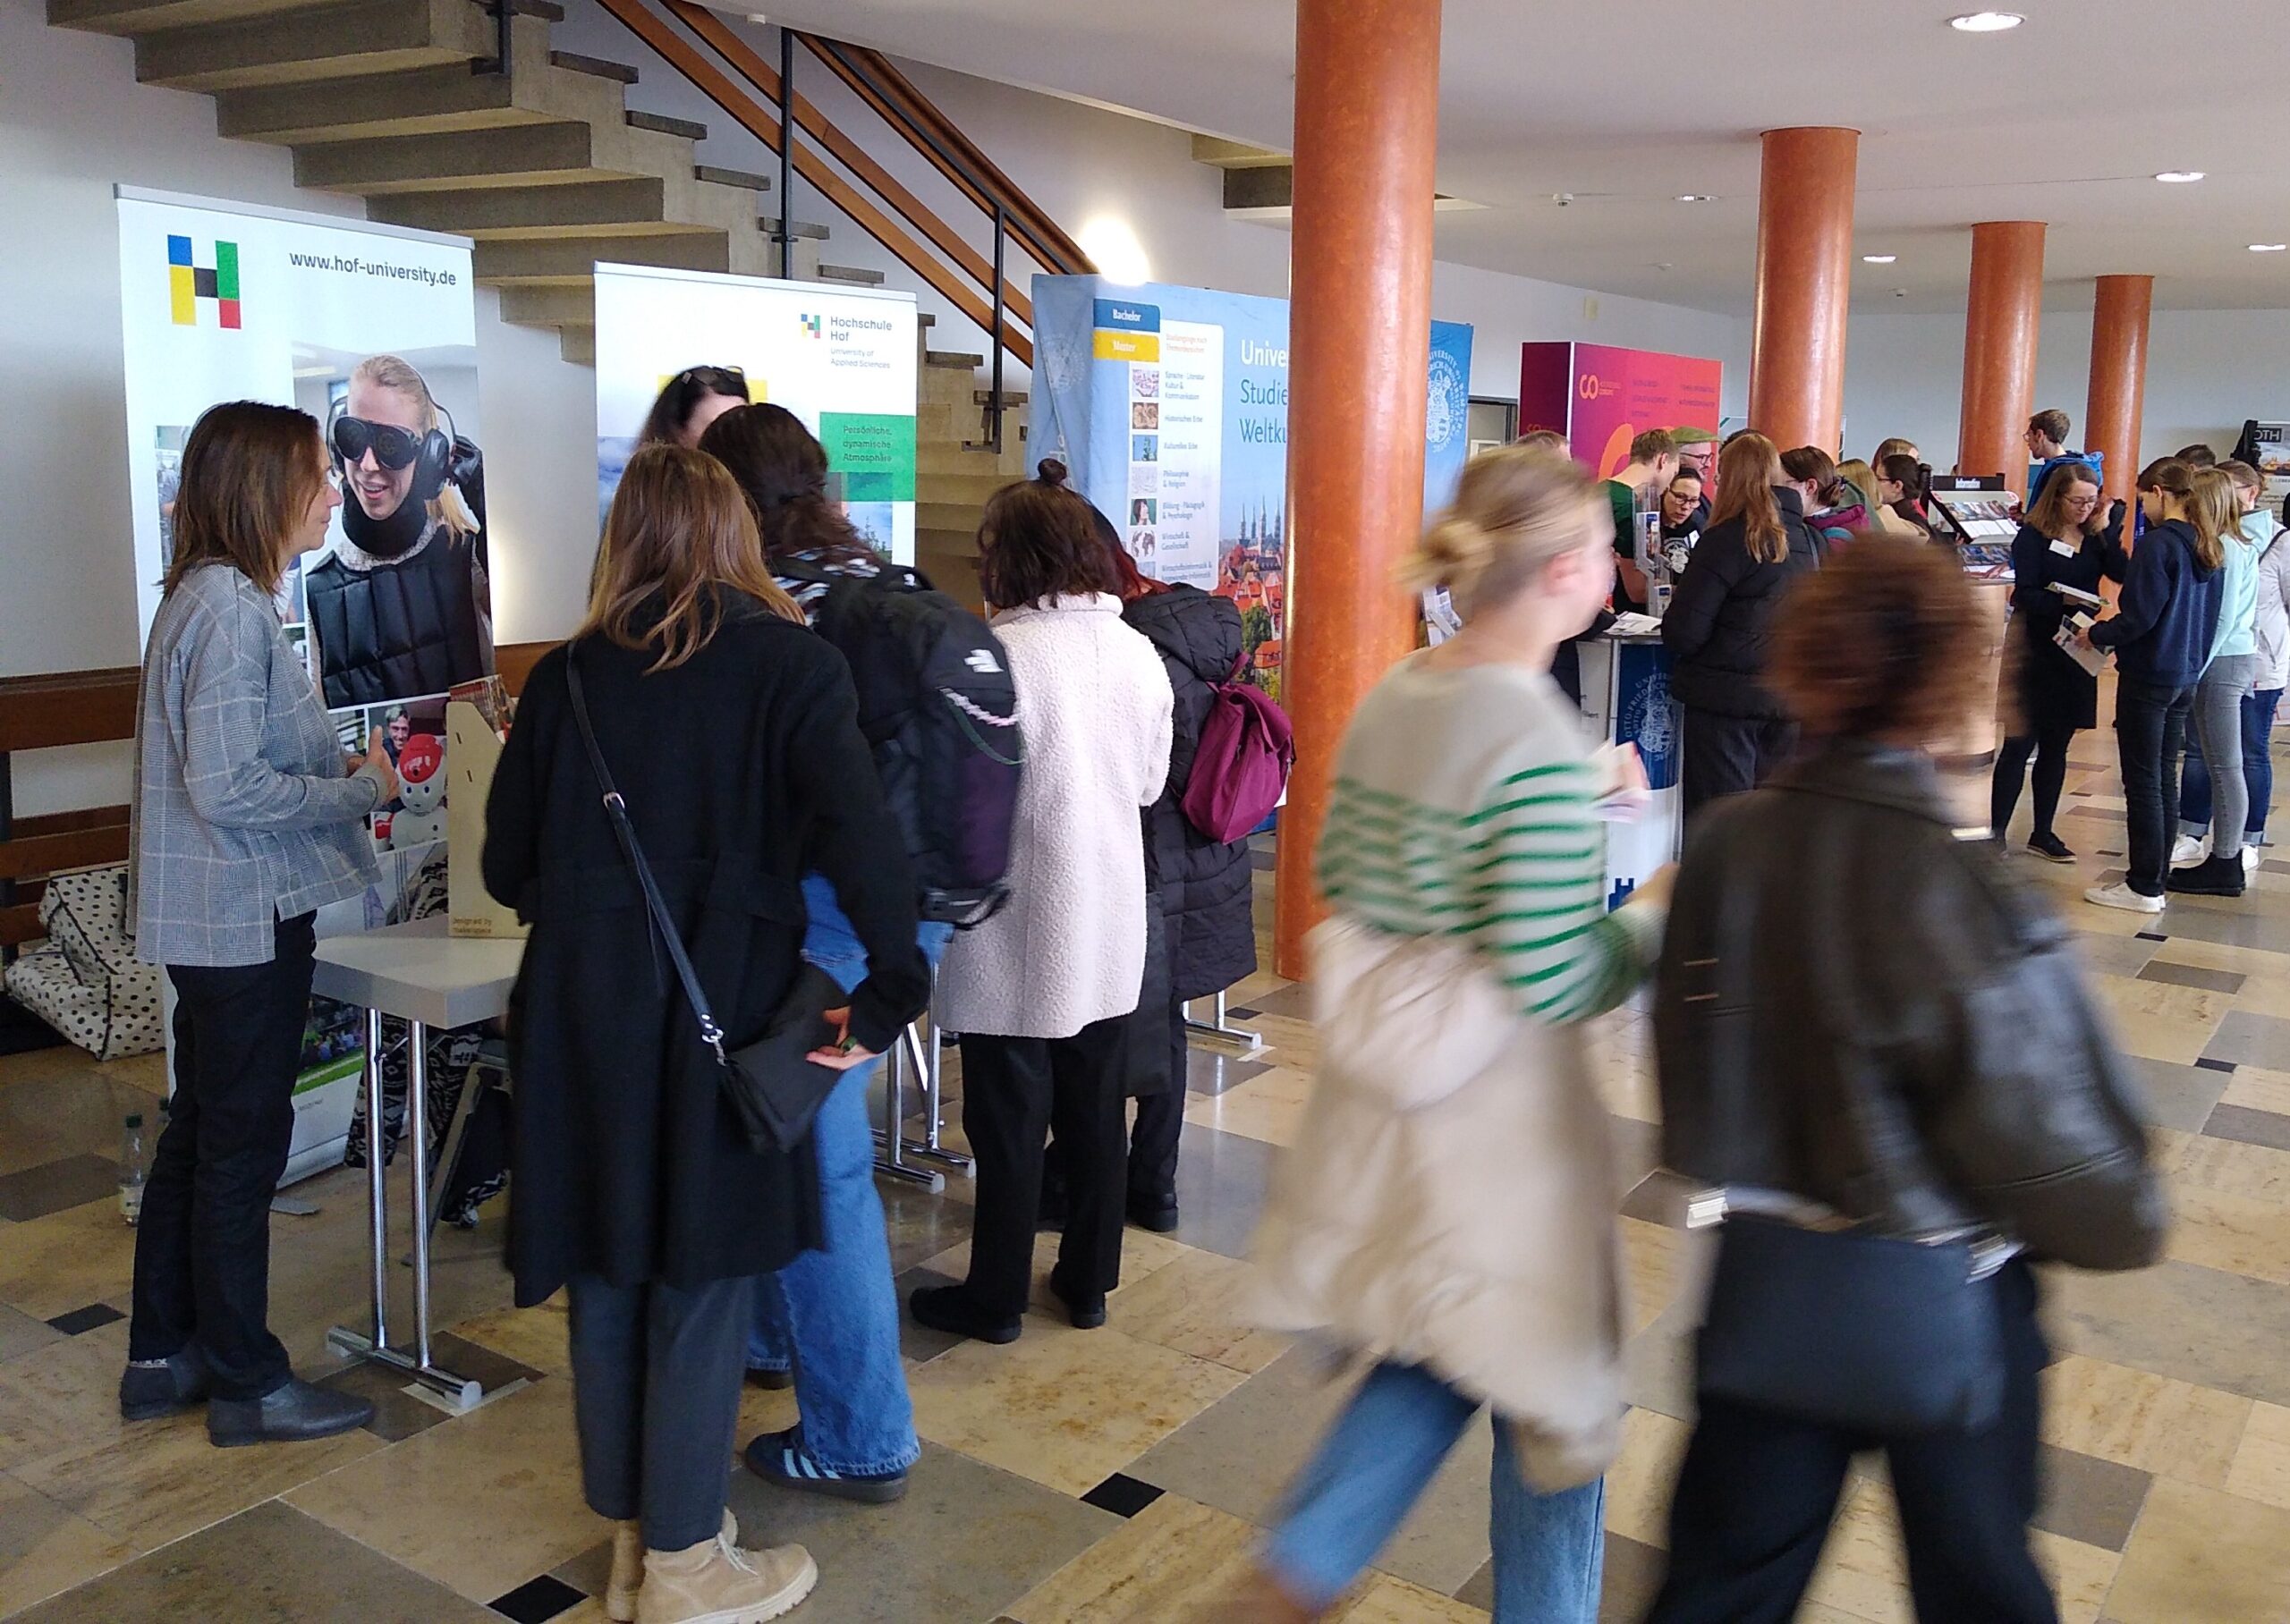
483, 444, 929, 1624
1248, 444, 1673, 1621
2166, 465, 2267, 896
1663, 431, 1824, 816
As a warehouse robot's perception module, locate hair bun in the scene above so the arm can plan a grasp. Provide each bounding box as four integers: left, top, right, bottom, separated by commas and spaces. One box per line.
1036, 457, 1069, 487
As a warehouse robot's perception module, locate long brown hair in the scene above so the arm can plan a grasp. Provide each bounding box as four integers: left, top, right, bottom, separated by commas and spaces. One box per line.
2186, 467, 2240, 572
698, 402, 880, 571
2025, 461, 2103, 542
1713, 432, 1787, 562
1770, 536, 1985, 747
163, 401, 327, 599
579, 444, 802, 672
977, 476, 1120, 611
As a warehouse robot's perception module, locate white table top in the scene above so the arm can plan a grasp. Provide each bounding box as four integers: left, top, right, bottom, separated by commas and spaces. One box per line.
310, 915, 524, 1029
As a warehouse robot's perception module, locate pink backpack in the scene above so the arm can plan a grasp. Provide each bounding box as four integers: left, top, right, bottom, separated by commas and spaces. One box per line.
1182, 656, 1295, 843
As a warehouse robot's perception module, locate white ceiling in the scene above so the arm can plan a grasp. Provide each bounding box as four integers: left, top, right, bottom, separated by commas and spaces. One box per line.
742, 0, 2289, 316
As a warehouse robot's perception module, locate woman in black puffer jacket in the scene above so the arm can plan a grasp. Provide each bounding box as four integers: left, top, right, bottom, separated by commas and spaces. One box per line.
1663, 431, 1825, 819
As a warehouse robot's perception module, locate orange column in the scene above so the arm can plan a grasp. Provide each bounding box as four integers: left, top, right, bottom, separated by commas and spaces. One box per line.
1747, 127, 1859, 453
1956, 220, 2048, 495
2085, 274, 2154, 506
1273, 0, 1442, 978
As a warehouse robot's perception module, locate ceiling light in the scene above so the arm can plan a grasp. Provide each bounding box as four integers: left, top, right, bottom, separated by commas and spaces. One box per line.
1862, 253, 1898, 264
2252, 243, 2289, 253
2155, 171, 2206, 183
1675, 194, 1714, 203
1949, 11, 2024, 30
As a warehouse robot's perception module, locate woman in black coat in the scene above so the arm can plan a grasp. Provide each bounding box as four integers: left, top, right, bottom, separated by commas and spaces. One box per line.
1990, 462, 2126, 861
482, 445, 926, 1620
1664, 432, 1825, 818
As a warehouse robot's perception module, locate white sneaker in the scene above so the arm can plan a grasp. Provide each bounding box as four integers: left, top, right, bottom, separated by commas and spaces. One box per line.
2171, 834, 2209, 868
2085, 881, 2167, 915
2247, 845, 2264, 875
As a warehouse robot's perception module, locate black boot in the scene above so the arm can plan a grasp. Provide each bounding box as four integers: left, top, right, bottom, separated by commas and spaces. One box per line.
908, 1285, 1022, 1346
119, 1346, 211, 1421
2166, 854, 2246, 897
207, 1378, 376, 1448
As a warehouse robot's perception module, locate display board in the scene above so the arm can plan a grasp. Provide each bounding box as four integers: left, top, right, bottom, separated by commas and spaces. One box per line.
1032, 274, 1472, 699
1519, 342, 1724, 478
2245, 421, 2290, 505
114, 187, 489, 1180
593, 264, 919, 563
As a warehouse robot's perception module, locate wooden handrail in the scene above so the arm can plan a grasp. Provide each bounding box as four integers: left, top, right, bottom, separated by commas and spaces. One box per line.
591, 0, 1031, 365
802, 37, 1092, 279
0, 666, 140, 756
664, 2, 1034, 329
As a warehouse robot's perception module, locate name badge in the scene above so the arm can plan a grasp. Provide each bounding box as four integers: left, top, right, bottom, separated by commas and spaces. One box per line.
2050, 538, 2078, 558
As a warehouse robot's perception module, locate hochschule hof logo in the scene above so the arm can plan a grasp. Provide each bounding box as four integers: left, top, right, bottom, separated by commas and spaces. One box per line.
799, 313, 823, 338
167, 234, 242, 329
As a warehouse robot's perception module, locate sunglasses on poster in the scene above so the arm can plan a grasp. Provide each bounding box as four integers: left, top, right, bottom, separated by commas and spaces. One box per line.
331, 415, 426, 470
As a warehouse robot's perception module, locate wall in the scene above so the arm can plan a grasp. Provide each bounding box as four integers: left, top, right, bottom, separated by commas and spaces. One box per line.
1841, 308, 2290, 472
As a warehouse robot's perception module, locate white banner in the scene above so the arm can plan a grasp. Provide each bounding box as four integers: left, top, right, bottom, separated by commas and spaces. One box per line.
593, 263, 919, 563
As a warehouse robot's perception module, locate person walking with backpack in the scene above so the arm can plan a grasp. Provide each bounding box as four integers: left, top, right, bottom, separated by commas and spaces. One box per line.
700, 403, 1018, 1504
482, 445, 929, 1623
913, 475, 1174, 1344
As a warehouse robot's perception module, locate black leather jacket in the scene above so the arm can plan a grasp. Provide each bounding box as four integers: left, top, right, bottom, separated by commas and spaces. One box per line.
1655, 742, 2166, 1271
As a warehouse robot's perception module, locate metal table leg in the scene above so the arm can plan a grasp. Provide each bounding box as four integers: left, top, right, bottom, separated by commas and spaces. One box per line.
1183, 990, 1265, 1056
871, 1026, 943, 1191
327, 1010, 482, 1408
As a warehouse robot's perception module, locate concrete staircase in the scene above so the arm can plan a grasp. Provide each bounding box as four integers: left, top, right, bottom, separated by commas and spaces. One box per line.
52, 0, 884, 362
913, 318, 1028, 612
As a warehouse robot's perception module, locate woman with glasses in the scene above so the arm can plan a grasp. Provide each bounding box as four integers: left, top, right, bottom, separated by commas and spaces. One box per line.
1990, 464, 2125, 862
640, 366, 750, 449
304, 354, 489, 708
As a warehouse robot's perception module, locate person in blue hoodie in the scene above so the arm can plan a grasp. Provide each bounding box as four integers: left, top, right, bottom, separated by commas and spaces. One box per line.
2082, 458, 2228, 913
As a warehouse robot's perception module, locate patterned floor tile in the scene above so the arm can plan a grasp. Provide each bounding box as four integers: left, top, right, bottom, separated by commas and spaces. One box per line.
2225, 1400, 2290, 1512
0, 1198, 136, 1324
1181, 1065, 1310, 1147
2203, 1102, 2290, 1153
0, 1158, 123, 1226
0, 1475, 140, 1620
2219, 1062, 2290, 1115
2039, 1351, 2252, 1488
2106, 1476, 2290, 1624
1003, 1492, 1259, 1622
2139, 960, 2247, 994
1456, 1530, 1662, 1621
1166, 1123, 1274, 1262
1103, 1246, 1289, 1374
2031, 1442, 2151, 1552
2129, 1058, 2234, 1131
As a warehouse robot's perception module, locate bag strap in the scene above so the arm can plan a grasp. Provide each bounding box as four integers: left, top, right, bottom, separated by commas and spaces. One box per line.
564, 646, 731, 1067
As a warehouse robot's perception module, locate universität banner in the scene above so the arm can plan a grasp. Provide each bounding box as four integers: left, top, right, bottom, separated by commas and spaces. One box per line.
592, 263, 919, 564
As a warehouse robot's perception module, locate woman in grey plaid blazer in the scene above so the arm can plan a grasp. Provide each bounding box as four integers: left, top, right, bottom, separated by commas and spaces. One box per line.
122, 402, 398, 1450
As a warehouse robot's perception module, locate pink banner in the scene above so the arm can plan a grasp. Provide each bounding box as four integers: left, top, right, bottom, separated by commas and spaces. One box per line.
1518, 342, 1723, 478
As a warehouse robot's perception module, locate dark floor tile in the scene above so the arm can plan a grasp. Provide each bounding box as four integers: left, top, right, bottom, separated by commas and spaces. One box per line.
1080, 1471, 1166, 1518
725, 1439, 1115, 1622
2062, 805, 2118, 824
9, 1499, 498, 1623
1223, 1007, 1260, 1020
2148, 905, 2290, 954
1251, 845, 1276, 872
0, 1155, 122, 1222
2134, 928, 2167, 941
488, 1573, 586, 1622
1237, 981, 1315, 1020
2204, 1103, 2290, 1153
2032, 1442, 2150, 1552
1183, 1048, 1274, 1098
547, 1540, 612, 1603
42, 1302, 123, 1336
2140, 960, 2248, 994
892, 1265, 972, 1365
1620, 1167, 1697, 1227
2129, 1057, 2234, 1133
2197, 1056, 2239, 1073
2204, 1009, 2290, 1071
1169, 1122, 1274, 1262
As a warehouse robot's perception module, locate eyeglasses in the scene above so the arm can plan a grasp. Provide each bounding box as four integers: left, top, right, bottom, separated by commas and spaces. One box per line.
332, 416, 424, 470
676, 366, 749, 398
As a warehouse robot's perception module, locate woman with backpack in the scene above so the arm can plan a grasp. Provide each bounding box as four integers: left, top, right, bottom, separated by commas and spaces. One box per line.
700, 402, 978, 1505
1247, 444, 1672, 1622
481, 444, 929, 1623
914, 476, 1175, 1344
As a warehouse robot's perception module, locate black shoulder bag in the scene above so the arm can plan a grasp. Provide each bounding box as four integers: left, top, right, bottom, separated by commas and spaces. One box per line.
564, 647, 846, 1154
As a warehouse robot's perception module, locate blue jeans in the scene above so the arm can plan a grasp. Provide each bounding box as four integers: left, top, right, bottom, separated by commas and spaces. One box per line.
1264, 1360, 1607, 1621
2182, 685, 2281, 839
745, 874, 951, 1476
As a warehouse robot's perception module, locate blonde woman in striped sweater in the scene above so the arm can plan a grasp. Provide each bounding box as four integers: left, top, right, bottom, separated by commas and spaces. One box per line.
1248, 444, 1674, 1622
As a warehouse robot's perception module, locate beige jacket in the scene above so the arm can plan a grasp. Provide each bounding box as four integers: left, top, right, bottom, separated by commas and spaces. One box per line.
1248, 917, 1628, 1492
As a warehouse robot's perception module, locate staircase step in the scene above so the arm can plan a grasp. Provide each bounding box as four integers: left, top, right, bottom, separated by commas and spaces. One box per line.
756, 215, 832, 242
497, 283, 597, 326
215, 62, 545, 143
473, 230, 730, 285
695, 163, 769, 192
559, 324, 595, 366
369, 176, 698, 238
815, 263, 885, 287
136, 0, 496, 92
974, 389, 1027, 407
925, 350, 985, 369
51, 0, 325, 38
624, 107, 706, 142
550, 48, 634, 83
294, 121, 624, 194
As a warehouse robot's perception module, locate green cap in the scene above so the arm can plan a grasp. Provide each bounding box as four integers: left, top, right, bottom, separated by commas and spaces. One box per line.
1669, 426, 1721, 444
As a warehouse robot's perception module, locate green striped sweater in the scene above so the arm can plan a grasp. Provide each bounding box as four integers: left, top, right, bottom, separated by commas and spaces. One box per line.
1317, 655, 1658, 1024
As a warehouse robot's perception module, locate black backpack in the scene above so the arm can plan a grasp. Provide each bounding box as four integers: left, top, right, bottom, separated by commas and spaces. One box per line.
779, 559, 1022, 926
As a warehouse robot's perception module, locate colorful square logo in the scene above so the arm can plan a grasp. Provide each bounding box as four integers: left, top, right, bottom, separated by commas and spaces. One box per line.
799, 313, 822, 339
168, 234, 242, 329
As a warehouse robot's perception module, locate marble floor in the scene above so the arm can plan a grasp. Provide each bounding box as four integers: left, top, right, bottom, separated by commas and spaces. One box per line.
9, 740, 2290, 1623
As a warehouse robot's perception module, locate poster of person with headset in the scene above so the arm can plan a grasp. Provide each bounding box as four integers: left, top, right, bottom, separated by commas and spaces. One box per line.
303, 353, 492, 708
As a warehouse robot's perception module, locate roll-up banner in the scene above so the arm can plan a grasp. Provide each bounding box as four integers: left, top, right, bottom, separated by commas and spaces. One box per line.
114, 187, 490, 1180
592, 263, 920, 563
1030, 274, 1472, 700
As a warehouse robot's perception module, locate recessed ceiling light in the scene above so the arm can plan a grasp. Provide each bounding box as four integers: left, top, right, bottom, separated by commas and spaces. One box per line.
2252, 243, 2289, 253
1862, 253, 1898, 264
1675, 194, 1714, 203
2155, 170, 2206, 183
1949, 11, 2023, 30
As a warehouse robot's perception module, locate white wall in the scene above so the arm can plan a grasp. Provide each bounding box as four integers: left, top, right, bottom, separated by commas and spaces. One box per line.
1840, 307, 2290, 473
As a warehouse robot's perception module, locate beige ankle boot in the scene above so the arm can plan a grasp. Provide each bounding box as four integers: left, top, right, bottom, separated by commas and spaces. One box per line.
606, 1521, 642, 1621
635, 1513, 817, 1624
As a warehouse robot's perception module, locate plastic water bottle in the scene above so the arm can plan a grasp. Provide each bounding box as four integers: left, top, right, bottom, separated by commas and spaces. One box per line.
119, 1113, 150, 1226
